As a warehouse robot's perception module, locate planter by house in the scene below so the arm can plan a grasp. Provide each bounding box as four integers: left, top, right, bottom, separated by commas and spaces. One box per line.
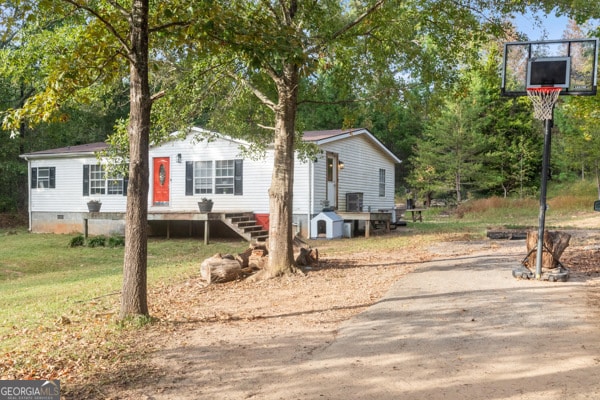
87, 201, 102, 212
198, 199, 213, 213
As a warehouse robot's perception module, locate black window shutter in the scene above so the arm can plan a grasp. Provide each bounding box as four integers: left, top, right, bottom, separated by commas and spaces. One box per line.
31, 167, 37, 189
83, 165, 90, 196
185, 161, 193, 196
49, 167, 56, 188
234, 159, 243, 196
122, 164, 129, 196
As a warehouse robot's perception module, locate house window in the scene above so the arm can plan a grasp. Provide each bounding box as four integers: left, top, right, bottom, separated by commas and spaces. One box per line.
89, 165, 106, 195
379, 169, 386, 197
194, 161, 213, 194
186, 160, 243, 196
107, 177, 125, 195
31, 167, 56, 189
327, 157, 334, 182
83, 164, 127, 196
215, 160, 235, 194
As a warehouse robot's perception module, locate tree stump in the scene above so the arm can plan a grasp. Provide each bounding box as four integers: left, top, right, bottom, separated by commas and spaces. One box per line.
525, 231, 571, 272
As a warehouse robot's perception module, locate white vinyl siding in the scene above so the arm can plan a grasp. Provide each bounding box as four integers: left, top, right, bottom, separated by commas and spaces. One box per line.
171, 131, 269, 213
25, 128, 397, 223
315, 133, 397, 213
28, 157, 128, 213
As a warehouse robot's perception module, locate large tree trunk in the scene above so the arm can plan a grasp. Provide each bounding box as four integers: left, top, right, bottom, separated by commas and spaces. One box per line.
265, 62, 299, 278
120, 0, 151, 318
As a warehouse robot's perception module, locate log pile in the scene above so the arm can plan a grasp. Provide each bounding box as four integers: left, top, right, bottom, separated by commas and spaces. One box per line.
524, 230, 571, 272
200, 237, 319, 283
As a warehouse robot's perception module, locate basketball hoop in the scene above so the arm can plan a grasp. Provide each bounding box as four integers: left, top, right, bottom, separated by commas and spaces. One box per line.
526, 87, 562, 120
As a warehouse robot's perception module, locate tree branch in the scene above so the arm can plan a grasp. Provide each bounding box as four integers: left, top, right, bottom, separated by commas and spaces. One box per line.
106, 0, 130, 18
149, 20, 191, 33
61, 0, 132, 61
150, 90, 165, 102
257, 123, 276, 131
228, 71, 277, 111
330, 0, 386, 41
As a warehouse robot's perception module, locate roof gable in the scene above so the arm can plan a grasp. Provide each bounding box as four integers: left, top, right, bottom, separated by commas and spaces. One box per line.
303, 128, 401, 164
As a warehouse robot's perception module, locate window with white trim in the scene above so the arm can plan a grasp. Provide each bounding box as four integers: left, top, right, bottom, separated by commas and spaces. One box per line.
83, 164, 127, 196
194, 161, 213, 194
90, 165, 106, 195
215, 160, 235, 194
31, 167, 56, 189
186, 159, 243, 196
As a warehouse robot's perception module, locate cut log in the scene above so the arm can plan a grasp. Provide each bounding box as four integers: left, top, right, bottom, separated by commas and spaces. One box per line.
293, 235, 319, 267
525, 230, 571, 271
249, 249, 268, 270
236, 244, 268, 269
200, 238, 320, 283
296, 247, 319, 267
200, 254, 244, 283
486, 229, 527, 240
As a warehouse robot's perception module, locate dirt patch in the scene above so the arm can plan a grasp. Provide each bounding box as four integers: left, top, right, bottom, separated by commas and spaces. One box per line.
0, 212, 28, 230
66, 229, 600, 400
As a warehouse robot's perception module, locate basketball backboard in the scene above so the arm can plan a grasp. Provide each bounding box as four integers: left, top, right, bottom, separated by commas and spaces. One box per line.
501, 38, 599, 96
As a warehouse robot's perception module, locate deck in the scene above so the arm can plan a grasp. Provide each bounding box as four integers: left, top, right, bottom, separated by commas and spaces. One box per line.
83, 211, 266, 244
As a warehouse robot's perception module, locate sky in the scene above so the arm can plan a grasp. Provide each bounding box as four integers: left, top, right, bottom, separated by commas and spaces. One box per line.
512, 9, 600, 41
512, 10, 571, 41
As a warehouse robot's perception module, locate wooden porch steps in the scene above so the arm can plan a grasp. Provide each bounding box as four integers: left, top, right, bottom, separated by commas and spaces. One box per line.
221, 212, 269, 243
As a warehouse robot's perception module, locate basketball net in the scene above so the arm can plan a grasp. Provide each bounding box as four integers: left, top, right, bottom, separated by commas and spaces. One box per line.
526, 87, 562, 120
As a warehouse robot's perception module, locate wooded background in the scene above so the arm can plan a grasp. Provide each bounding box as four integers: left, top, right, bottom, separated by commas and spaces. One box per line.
1, 2, 599, 214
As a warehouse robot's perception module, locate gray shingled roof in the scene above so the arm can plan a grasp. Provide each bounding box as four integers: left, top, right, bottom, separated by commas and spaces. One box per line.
302, 128, 363, 142
20, 127, 400, 163
21, 142, 108, 157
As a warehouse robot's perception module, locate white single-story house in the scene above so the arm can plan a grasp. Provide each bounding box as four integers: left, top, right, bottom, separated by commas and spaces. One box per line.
20, 127, 401, 239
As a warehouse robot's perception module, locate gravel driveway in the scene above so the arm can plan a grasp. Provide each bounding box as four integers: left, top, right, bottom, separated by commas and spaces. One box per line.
121, 237, 600, 400
262, 240, 600, 399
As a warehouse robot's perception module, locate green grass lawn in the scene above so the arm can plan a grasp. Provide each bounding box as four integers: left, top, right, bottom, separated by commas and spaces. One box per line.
1, 187, 597, 355
0, 230, 248, 350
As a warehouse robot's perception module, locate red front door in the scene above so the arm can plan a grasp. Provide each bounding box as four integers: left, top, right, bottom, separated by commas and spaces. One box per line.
153, 157, 170, 205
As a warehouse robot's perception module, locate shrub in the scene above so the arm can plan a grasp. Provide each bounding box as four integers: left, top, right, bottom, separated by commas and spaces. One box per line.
107, 235, 125, 248
86, 235, 107, 248
69, 235, 85, 248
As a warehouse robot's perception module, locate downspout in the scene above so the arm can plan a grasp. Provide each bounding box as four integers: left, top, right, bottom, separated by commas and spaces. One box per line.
23, 156, 32, 232
308, 159, 313, 239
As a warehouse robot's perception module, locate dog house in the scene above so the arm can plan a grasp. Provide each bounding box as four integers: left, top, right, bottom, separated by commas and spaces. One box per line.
310, 211, 343, 239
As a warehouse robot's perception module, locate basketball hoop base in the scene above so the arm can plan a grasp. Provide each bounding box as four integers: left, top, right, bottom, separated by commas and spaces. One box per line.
512, 264, 569, 282
526, 87, 562, 120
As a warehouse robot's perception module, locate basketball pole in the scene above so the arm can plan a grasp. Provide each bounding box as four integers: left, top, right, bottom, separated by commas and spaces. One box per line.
535, 116, 553, 279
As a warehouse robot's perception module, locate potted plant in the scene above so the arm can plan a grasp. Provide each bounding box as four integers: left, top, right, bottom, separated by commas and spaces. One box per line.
198, 198, 213, 213
87, 199, 102, 212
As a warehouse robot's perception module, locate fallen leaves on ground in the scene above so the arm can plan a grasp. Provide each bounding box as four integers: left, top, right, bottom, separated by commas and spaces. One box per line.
3, 234, 600, 400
